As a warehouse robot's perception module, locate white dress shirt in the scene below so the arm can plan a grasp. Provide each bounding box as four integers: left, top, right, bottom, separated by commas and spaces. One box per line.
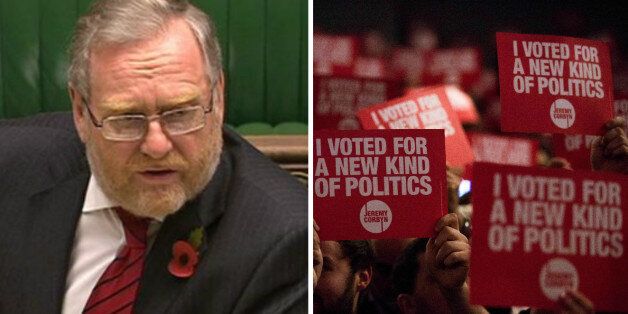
62, 176, 160, 314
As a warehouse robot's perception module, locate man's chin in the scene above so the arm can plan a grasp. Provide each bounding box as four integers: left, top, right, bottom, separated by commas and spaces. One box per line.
120, 187, 187, 219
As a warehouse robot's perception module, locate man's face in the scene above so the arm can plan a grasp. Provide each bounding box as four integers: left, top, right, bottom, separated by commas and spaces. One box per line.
314, 241, 358, 314
72, 18, 224, 219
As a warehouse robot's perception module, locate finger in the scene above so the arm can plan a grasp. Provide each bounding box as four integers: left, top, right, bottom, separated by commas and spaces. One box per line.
442, 247, 471, 267
611, 143, 628, 158
548, 157, 572, 170
566, 290, 594, 313
558, 291, 593, 314
436, 213, 459, 233
604, 136, 628, 156
591, 136, 603, 150
314, 220, 320, 232
313, 226, 321, 247
601, 127, 623, 146
436, 241, 471, 266
604, 134, 628, 151
433, 226, 468, 248
426, 237, 437, 257
605, 116, 626, 130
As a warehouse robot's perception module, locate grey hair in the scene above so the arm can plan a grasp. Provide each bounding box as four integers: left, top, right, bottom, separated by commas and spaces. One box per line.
68, 0, 222, 100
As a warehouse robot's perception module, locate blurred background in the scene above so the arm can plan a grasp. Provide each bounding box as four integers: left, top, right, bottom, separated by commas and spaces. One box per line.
0, 0, 308, 130
313, 0, 628, 175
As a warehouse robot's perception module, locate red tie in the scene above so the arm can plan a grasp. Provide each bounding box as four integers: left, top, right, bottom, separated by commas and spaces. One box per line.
83, 207, 150, 314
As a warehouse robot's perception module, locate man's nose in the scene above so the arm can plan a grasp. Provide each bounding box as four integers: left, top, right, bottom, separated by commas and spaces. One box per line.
140, 120, 173, 159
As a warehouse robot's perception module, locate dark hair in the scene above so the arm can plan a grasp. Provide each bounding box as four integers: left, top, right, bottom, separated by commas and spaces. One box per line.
391, 238, 429, 296
338, 240, 375, 273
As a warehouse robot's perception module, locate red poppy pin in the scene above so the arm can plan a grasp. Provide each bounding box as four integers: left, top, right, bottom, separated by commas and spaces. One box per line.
168, 227, 203, 278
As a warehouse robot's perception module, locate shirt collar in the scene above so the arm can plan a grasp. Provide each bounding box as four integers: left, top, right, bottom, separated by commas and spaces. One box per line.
82, 175, 117, 213
81, 175, 166, 222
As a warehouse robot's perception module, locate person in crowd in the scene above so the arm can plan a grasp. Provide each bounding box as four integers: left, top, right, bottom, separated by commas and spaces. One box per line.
314, 213, 484, 313
314, 239, 374, 313
392, 215, 488, 314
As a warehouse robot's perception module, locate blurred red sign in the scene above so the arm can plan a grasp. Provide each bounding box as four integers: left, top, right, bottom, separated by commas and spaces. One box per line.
391, 47, 427, 84
552, 134, 598, 170
314, 75, 402, 130
314, 33, 359, 76
352, 56, 392, 80
465, 133, 538, 178
406, 85, 479, 124
471, 162, 628, 312
356, 86, 473, 169
421, 47, 483, 90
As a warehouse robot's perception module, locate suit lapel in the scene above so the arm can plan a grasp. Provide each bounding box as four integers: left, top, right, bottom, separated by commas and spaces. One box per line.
25, 173, 89, 313
135, 153, 231, 313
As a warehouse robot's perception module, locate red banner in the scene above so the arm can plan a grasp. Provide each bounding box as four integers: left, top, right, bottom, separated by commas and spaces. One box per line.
470, 133, 538, 166
314, 75, 402, 130
470, 162, 628, 312
421, 47, 483, 90
466, 133, 538, 178
352, 56, 394, 80
356, 86, 473, 169
406, 85, 479, 124
497, 32, 614, 135
313, 33, 359, 76
314, 129, 446, 240
391, 47, 427, 84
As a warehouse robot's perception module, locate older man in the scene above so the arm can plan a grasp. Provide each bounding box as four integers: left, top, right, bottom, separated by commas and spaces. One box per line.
0, 1, 306, 313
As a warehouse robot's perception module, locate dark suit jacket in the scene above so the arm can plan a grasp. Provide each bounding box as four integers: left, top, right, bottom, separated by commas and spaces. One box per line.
0, 112, 307, 313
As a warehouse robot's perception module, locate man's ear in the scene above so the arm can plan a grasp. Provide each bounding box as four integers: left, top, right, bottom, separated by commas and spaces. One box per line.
355, 265, 372, 291
396, 293, 416, 314
212, 70, 225, 123
68, 85, 89, 143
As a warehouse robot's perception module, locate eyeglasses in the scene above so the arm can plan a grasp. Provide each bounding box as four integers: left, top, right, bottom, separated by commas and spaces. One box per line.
83, 96, 213, 142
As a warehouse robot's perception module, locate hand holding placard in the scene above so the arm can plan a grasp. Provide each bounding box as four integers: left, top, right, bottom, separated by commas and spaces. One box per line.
426, 213, 470, 290
591, 117, 628, 174
425, 213, 484, 313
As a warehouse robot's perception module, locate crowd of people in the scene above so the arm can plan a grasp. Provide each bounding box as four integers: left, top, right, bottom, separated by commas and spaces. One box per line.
314, 13, 627, 312
313, 116, 626, 314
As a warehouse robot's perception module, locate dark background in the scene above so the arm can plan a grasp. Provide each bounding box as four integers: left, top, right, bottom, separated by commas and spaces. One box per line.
314, 0, 628, 69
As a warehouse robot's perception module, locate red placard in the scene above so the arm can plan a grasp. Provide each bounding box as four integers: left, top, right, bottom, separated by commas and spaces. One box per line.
470, 133, 538, 166
313, 33, 359, 76
406, 85, 480, 124
314, 129, 447, 240
552, 134, 598, 170
466, 133, 539, 178
470, 162, 628, 312
497, 32, 614, 135
421, 47, 483, 90
356, 86, 473, 169
313, 75, 402, 130
391, 47, 427, 83
352, 56, 393, 80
